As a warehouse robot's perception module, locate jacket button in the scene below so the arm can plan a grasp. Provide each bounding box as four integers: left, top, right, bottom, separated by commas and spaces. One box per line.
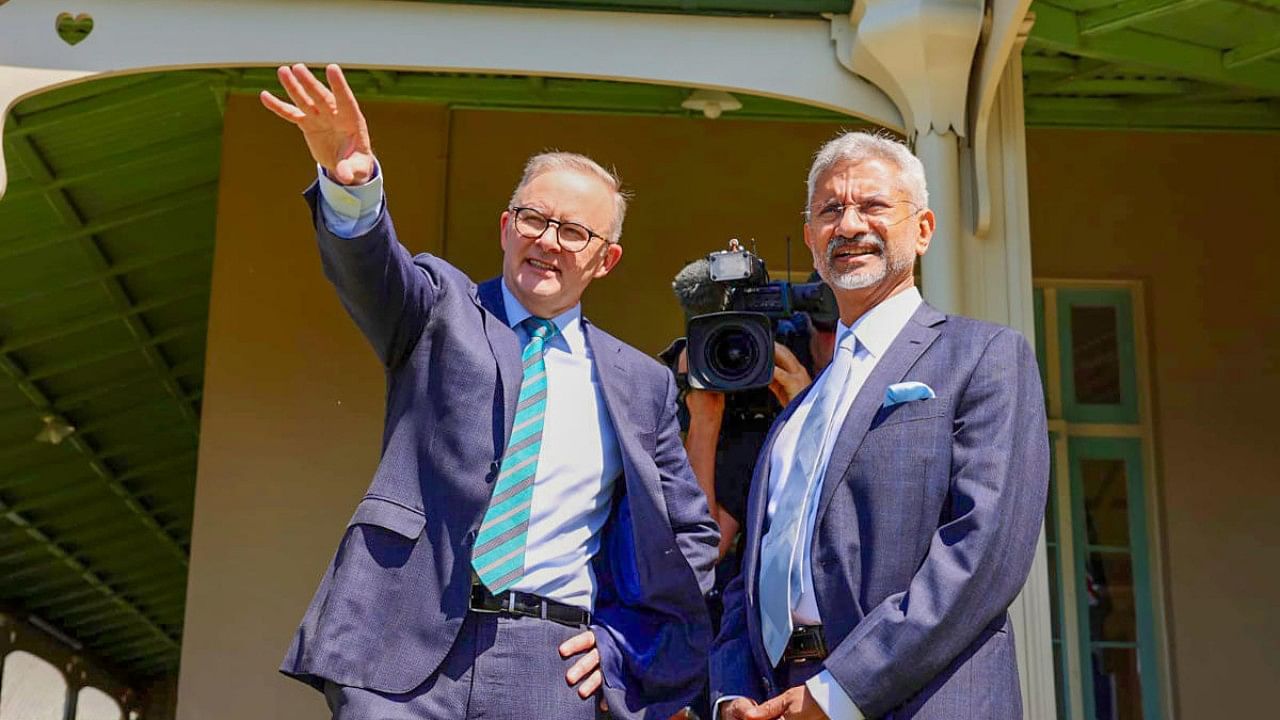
488, 460, 500, 478
465, 530, 477, 546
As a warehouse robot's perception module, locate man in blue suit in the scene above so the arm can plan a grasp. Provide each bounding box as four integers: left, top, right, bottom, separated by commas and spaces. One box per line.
711, 132, 1049, 719
262, 63, 718, 720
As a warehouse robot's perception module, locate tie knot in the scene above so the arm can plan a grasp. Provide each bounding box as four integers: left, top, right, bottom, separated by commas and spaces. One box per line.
522, 317, 557, 341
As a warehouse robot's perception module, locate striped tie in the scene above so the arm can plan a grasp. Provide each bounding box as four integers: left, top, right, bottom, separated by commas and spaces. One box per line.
472, 317, 558, 593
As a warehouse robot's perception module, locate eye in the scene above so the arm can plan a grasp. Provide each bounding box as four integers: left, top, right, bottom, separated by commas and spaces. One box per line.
817, 203, 844, 219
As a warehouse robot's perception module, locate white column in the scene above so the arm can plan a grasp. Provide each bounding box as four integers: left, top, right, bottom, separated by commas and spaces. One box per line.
916, 129, 965, 314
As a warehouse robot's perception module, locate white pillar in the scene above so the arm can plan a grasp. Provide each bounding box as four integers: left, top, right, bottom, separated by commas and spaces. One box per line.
916, 129, 965, 314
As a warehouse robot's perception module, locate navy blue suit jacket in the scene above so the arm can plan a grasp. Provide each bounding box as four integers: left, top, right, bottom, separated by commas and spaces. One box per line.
281, 187, 718, 719
710, 302, 1049, 719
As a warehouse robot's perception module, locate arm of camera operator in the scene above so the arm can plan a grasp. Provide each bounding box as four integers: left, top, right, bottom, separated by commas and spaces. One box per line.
768, 343, 812, 407
682, 389, 738, 560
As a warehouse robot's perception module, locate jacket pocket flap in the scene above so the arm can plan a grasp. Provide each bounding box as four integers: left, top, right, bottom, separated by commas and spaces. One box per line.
871, 396, 949, 430
348, 496, 426, 539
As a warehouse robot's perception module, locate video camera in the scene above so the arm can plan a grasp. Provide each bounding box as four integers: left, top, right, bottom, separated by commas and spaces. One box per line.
685, 240, 837, 392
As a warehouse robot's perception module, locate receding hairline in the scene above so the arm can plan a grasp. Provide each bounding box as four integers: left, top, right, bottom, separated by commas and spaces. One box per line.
508, 151, 630, 243
805, 130, 929, 215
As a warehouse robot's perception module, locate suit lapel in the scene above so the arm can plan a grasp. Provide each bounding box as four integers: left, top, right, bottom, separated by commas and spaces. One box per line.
475, 277, 522, 441
812, 303, 945, 525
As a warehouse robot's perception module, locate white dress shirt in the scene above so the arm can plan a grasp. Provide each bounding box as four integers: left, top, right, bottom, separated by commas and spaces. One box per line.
317, 166, 622, 612
718, 286, 922, 720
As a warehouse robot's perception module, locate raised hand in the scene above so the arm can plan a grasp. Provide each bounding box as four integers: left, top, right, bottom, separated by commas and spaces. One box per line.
259, 63, 376, 186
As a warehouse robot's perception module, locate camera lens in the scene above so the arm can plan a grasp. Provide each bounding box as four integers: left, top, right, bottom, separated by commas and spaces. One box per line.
706, 326, 760, 382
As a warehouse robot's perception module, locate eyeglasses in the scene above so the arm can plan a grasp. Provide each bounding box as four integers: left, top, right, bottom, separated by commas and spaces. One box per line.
509, 207, 610, 253
808, 198, 921, 228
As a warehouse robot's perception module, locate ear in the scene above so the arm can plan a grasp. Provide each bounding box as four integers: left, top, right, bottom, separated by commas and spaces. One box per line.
803, 222, 821, 268
914, 208, 935, 257
593, 242, 625, 279
499, 209, 512, 236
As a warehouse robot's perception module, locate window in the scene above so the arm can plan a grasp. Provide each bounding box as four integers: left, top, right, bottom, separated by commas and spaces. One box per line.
74, 687, 123, 720
0, 650, 67, 720
1035, 282, 1167, 720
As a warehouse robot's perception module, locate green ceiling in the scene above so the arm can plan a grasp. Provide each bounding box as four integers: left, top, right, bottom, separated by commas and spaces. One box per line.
0, 0, 1275, 689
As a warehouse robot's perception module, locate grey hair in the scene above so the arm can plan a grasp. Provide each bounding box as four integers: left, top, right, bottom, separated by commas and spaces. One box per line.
508, 151, 630, 244
805, 130, 929, 216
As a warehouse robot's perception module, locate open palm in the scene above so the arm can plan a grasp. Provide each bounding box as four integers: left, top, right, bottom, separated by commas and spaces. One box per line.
260, 63, 375, 186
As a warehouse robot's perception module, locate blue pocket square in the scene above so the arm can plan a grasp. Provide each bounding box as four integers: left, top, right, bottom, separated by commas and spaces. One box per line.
884, 381, 936, 407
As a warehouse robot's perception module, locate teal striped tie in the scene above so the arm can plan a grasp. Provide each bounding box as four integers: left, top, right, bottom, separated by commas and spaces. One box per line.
472, 317, 558, 592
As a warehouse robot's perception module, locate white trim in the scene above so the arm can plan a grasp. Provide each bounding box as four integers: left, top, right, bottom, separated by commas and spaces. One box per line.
0, 0, 903, 199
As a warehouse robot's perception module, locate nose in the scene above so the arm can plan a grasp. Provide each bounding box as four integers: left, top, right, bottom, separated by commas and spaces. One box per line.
534, 223, 563, 254
836, 204, 870, 237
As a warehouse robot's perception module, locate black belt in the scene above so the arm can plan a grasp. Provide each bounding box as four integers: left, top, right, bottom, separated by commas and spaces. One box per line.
469, 582, 591, 628
781, 625, 828, 664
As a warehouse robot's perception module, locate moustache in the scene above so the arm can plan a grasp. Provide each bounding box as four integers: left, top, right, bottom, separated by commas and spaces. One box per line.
826, 233, 885, 262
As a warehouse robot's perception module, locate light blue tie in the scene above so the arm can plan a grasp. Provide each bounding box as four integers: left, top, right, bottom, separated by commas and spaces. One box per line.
472, 317, 558, 593
759, 330, 859, 665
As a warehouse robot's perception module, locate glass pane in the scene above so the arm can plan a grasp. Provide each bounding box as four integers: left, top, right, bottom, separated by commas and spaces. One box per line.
1090, 647, 1144, 720
0, 651, 67, 720
1081, 458, 1130, 548
1053, 641, 1068, 720
1048, 545, 1063, 641
1046, 443, 1059, 544
1071, 305, 1122, 405
1087, 552, 1137, 643
75, 687, 122, 720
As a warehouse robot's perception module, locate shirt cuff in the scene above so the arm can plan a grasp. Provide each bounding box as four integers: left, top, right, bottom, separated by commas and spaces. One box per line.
805, 670, 864, 719
316, 161, 384, 238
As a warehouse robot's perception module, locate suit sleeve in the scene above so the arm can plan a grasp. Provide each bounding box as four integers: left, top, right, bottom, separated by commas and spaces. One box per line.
656, 371, 720, 595
593, 370, 719, 720
709, 570, 765, 707
823, 328, 1050, 716
304, 181, 438, 370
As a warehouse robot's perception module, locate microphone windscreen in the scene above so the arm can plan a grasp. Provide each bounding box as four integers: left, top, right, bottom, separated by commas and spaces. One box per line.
672, 259, 727, 317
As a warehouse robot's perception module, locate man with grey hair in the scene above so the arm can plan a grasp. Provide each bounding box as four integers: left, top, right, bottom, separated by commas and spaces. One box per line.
262, 63, 717, 720
711, 130, 1048, 719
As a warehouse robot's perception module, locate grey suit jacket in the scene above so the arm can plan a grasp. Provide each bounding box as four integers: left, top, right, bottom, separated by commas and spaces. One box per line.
711, 301, 1049, 718
280, 187, 719, 719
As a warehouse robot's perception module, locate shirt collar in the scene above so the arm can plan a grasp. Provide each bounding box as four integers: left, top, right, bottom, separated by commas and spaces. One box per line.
500, 279, 584, 354
837, 286, 923, 359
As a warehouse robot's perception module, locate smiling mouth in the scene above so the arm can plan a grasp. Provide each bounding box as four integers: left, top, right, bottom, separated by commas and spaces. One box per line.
526, 258, 559, 274
831, 246, 880, 261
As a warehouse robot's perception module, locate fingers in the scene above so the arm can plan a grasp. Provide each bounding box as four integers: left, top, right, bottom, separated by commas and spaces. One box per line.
743, 696, 786, 720
327, 64, 362, 119
575, 668, 603, 698
725, 698, 760, 720
565, 648, 600, 686
291, 63, 337, 112
258, 91, 305, 124
275, 65, 318, 116
773, 342, 803, 371
558, 629, 596, 657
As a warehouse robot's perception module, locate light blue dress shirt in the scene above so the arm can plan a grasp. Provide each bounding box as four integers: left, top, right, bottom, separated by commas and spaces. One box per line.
317, 165, 622, 612
717, 286, 922, 720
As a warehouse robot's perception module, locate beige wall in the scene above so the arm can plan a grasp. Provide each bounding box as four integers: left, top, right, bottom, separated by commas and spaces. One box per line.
180, 94, 1279, 720
1027, 129, 1280, 718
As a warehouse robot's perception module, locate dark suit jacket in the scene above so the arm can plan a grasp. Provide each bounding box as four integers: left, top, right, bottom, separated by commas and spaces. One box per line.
711, 301, 1049, 719
280, 187, 719, 719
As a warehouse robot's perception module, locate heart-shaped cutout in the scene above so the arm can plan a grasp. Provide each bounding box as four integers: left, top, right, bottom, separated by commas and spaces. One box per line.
55, 12, 94, 46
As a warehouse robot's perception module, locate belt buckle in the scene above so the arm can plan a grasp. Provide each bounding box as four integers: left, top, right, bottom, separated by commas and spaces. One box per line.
469, 583, 501, 614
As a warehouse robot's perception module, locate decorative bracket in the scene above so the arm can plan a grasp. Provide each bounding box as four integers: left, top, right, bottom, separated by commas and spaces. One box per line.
830, 0, 987, 140
967, 1, 1036, 237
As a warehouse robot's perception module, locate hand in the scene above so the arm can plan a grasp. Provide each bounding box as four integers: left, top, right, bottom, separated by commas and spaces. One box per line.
768, 343, 812, 407
259, 63, 376, 185
559, 630, 606, 707
744, 686, 827, 720
720, 697, 760, 719
677, 349, 726, 423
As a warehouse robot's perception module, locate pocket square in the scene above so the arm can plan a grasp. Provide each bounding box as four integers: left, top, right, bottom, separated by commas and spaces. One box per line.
884, 381, 936, 407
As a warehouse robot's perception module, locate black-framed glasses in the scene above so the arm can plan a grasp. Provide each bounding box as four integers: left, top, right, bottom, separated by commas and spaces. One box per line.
808, 198, 922, 228
509, 207, 610, 252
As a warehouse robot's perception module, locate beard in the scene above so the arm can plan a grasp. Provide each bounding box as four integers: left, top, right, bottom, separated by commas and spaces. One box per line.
817, 232, 912, 290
